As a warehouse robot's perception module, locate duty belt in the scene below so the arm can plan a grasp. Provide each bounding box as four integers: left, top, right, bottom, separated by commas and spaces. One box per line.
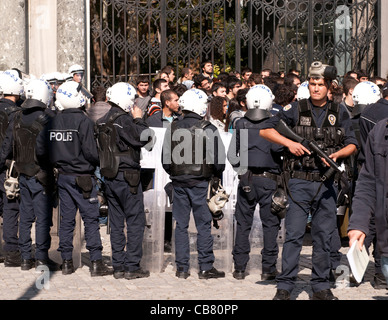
291, 171, 322, 182
251, 170, 279, 182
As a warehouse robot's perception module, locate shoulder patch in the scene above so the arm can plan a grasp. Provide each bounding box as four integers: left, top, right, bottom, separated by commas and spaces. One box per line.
283, 104, 292, 112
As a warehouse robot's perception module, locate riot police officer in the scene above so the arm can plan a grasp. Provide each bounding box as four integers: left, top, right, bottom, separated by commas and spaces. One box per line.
45, 81, 111, 276
227, 84, 283, 281
162, 88, 226, 279
0, 70, 24, 267
260, 62, 358, 300
355, 82, 388, 288
0, 78, 57, 270
96, 82, 153, 280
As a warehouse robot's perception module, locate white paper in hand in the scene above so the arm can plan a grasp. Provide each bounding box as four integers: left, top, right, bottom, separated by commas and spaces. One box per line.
346, 240, 370, 283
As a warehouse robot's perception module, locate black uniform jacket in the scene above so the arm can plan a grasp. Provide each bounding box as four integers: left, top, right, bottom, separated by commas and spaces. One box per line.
349, 118, 388, 256
45, 108, 99, 175
162, 111, 226, 187
97, 105, 154, 171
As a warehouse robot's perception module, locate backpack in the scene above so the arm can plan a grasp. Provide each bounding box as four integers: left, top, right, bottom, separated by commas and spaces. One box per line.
96, 110, 137, 179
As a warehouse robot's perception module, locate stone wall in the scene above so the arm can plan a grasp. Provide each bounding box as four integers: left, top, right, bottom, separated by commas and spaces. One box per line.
57, 0, 86, 74
0, 1, 27, 71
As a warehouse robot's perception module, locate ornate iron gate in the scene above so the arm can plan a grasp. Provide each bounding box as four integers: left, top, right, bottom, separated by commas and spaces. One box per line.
90, 0, 379, 88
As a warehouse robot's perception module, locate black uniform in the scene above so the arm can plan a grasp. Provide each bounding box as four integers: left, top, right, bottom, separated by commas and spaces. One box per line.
260, 99, 358, 294
228, 111, 283, 278
0, 104, 54, 267
349, 118, 388, 282
97, 105, 154, 276
162, 112, 225, 275
357, 98, 388, 287
44, 108, 103, 263
0, 98, 21, 264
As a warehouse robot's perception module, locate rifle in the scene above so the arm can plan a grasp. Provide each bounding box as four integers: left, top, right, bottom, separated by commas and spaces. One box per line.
275, 119, 345, 181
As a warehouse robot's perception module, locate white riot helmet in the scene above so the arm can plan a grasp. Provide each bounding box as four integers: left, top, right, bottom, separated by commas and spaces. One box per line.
68, 64, 84, 77
179, 88, 208, 117
352, 81, 382, 116
106, 82, 136, 112
55, 81, 86, 110
0, 69, 24, 97
352, 81, 381, 105
23, 79, 53, 107
297, 81, 310, 100
245, 84, 274, 121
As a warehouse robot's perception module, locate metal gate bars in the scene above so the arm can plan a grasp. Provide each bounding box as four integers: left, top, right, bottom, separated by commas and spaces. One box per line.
90, 0, 378, 88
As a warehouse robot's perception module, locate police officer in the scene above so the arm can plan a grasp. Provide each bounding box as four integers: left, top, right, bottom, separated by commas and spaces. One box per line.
162, 88, 226, 279
96, 82, 153, 280
348, 117, 388, 285
68, 64, 84, 84
0, 79, 58, 270
45, 80, 111, 276
355, 83, 388, 288
260, 62, 358, 300
0, 70, 24, 267
228, 84, 283, 281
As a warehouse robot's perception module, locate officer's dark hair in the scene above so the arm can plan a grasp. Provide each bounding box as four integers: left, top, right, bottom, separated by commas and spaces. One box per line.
308, 76, 332, 89
151, 78, 168, 97
211, 81, 227, 94
342, 77, 359, 96
160, 89, 178, 108
91, 86, 107, 102
136, 75, 150, 85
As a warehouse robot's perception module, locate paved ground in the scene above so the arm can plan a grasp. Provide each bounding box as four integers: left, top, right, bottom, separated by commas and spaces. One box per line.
0, 223, 386, 303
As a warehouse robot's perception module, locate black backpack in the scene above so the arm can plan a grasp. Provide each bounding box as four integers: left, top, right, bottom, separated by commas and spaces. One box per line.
96, 110, 137, 179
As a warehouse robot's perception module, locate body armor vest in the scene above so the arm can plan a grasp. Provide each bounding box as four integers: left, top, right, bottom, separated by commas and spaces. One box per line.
96, 110, 139, 179
286, 99, 345, 172
170, 119, 214, 178
13, 111, 49, 177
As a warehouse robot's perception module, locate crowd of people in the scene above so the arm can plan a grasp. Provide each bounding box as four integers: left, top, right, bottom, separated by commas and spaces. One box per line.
0, 59, 387, 300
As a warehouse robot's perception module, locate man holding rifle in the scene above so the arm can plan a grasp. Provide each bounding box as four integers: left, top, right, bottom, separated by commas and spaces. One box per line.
260, 62, 358, 300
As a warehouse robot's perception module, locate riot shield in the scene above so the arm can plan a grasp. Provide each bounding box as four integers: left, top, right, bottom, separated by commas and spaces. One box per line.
140, 127, 168, 273
245, 205, 285, 274
171, 131, 235, 274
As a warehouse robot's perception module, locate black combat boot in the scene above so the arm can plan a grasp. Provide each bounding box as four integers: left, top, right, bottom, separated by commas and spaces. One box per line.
90, 259, 113, 277
198, 267, 225, 279
61, 259, 75, 275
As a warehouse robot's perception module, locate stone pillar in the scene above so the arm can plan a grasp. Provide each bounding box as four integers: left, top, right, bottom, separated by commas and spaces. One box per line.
57, 0, 86, 74
379, 0, 388, 78
28, 0, 58, 77
0, 1, 27, 71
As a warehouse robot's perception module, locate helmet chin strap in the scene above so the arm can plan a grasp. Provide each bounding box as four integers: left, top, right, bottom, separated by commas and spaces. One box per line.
244, 108, 271, 122
351, 104, 367, 117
